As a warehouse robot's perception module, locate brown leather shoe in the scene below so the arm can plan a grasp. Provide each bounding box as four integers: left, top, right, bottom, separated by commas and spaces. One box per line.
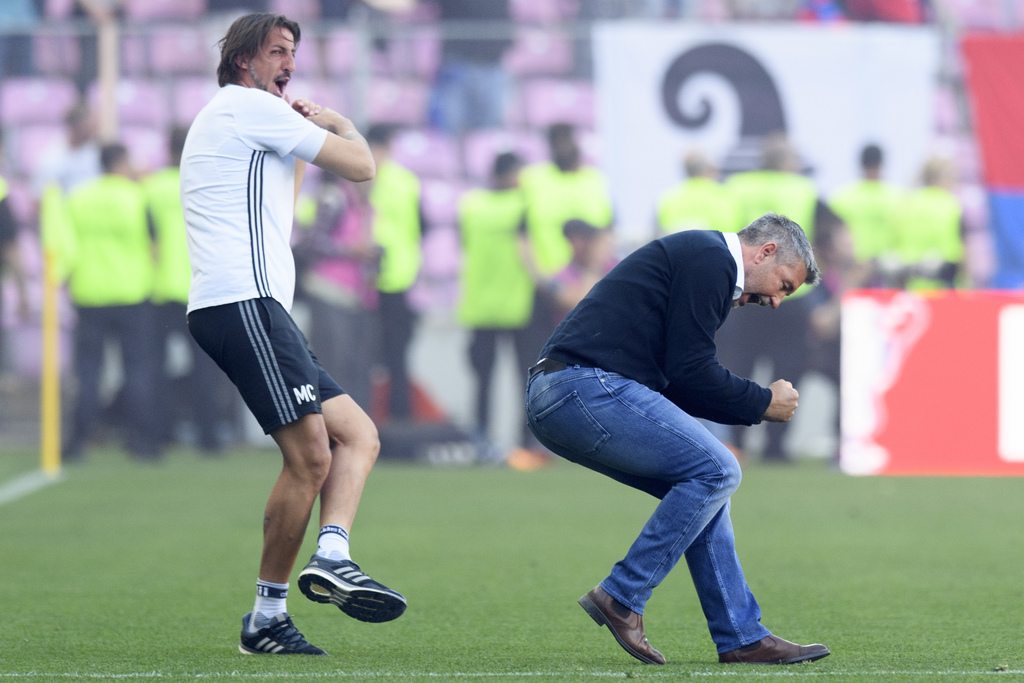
719, 634, 830, 665
578, 586, 666, 665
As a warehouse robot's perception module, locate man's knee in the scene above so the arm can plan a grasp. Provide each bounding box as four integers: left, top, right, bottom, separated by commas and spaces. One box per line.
718, 451, 742, 496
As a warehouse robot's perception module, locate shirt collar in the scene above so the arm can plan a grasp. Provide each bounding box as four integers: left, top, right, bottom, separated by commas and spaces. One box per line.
723, 232, 743, 300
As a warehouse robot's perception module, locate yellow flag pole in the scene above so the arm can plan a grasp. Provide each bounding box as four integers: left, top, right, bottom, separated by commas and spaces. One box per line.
40, 250, 60, 477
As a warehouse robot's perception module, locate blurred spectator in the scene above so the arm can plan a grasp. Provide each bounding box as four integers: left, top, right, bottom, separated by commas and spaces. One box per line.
829, 143, 904, 285
62, 142, 160, 462
843, 0, 925, 22
367, 123, 425, 421
519, 122, 614, 364
892, 156, 965, 290
726, 0, 800, 20
797, 0, 845, 21
546, 218, 616, 323
33, 101, 102, 197
456, 151, 533, 456
71, 0, 124, 97
428, 0, 512, 135
718, 134, 819, 462
805, 203, 876, 460
143, 127, 229, 454
294, 173, 381, 412
0, 0, 39, 78
656, 149, 738, 236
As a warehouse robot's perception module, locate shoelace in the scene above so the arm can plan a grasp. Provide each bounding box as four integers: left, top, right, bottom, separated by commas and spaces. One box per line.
264, 616, 311, 649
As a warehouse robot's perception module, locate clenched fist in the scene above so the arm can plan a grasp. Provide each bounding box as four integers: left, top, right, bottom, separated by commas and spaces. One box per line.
762, 379, 799, 423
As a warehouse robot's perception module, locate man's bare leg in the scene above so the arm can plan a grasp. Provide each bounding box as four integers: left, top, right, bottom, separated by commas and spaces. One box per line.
296, 394, 407, 622
260, 414, 333, 583
318, 394, 380, 531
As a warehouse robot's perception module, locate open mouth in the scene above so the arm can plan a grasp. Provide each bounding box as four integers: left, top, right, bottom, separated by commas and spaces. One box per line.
275, 76, 289, 97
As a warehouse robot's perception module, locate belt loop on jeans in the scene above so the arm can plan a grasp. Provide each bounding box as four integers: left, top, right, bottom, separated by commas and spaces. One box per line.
528, 357, 567, 380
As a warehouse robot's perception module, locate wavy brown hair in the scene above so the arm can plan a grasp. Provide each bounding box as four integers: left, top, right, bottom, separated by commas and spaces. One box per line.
216, 13, 301, 88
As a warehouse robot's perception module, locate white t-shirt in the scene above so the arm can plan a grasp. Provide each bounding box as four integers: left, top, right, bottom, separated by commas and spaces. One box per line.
181, 84, 328, 313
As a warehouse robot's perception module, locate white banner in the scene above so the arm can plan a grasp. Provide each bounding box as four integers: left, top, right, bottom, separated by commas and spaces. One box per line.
593, 22, 940, 241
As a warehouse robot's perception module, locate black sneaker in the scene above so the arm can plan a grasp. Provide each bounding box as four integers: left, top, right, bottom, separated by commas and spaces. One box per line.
298, 555, 407, 623
238, 612, 328, 655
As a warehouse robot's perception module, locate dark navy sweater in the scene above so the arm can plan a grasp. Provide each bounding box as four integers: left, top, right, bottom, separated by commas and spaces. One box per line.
539, 230, 771, 426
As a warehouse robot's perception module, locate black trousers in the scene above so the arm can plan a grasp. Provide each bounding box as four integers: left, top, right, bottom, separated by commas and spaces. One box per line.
468, 326, 537, 446
66, 302, 160, 459
153, 301, 228, 452
377, 291, 416, 420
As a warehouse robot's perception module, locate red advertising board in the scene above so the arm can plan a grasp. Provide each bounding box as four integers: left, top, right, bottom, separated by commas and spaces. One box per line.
840, 289, 1024, 476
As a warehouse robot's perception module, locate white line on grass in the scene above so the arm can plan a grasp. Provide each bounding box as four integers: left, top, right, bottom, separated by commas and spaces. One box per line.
1, 671, 1023, 679
0, 469, 63, 506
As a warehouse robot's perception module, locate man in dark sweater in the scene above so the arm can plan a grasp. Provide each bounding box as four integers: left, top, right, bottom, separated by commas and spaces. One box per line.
525, 214, 830, 666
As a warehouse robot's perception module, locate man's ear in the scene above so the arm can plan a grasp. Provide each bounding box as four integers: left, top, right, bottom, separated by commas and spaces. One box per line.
236, 54, 250, 72
755, 242, 777, 263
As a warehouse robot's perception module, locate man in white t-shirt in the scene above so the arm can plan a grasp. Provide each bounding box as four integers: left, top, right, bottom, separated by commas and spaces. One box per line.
180, 12, 406, 656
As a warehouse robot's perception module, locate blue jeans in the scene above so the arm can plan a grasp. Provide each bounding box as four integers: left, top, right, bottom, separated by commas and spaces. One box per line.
525, 365, 770, 653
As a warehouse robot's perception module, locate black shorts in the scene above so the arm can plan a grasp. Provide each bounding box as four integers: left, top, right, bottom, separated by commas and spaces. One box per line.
188, 297, 344, 434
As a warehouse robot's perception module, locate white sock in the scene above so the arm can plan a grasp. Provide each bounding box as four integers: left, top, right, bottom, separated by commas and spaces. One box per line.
317, 524, 351, 561
250, 579, 288, 631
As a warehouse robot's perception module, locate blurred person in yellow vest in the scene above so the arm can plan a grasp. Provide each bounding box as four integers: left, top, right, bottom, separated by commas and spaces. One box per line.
656, 150, 738, 236
828, 143, 903, 284
892, 156, 965, 291
519, 123, 614, 365
366, 124, 425, 421
62, 142, 160, 463
520, 123, 613, 277
456, 151, 534, 461
143, 127, 229, 454
717, 134, 820, 463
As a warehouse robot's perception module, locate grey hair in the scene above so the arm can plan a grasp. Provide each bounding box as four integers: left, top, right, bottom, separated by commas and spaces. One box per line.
738, 213, 821, 287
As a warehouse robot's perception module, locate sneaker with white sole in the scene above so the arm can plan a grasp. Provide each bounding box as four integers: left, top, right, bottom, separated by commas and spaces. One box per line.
298, 555, 407, 623
238, 612, 327, 655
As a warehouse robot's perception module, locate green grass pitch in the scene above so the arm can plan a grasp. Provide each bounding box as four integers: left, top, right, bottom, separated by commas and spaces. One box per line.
1, 446, 1022, 681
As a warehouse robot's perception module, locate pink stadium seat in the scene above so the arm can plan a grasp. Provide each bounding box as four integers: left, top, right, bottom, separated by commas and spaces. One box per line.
268, 0, 321, 21
294, 34, 322, 77
124, 0, 206, 21
31, 33, 79, 76
509, 0, 579, 23
0, 78, 78, 126
4, 180, 37, 227
11, 124, 65, 178
89, 79, 170, 128
151, 26, 213, 74
122, 125, 169, 174
121, 34, 149, 77
392, 129, 460, 180
287, 79, 347, 112
461, 128, 547, 181
939, 0, 1007, 28
409, 221, 461, 312
44, 0, 74, 19
503, 28, 574, 75
521, 78, 595, 128
171, 77, 220, 127
368, 79, 429, 126
324, 28, 357, 77
421, 179, 465, 227
384, 28, 442, 80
